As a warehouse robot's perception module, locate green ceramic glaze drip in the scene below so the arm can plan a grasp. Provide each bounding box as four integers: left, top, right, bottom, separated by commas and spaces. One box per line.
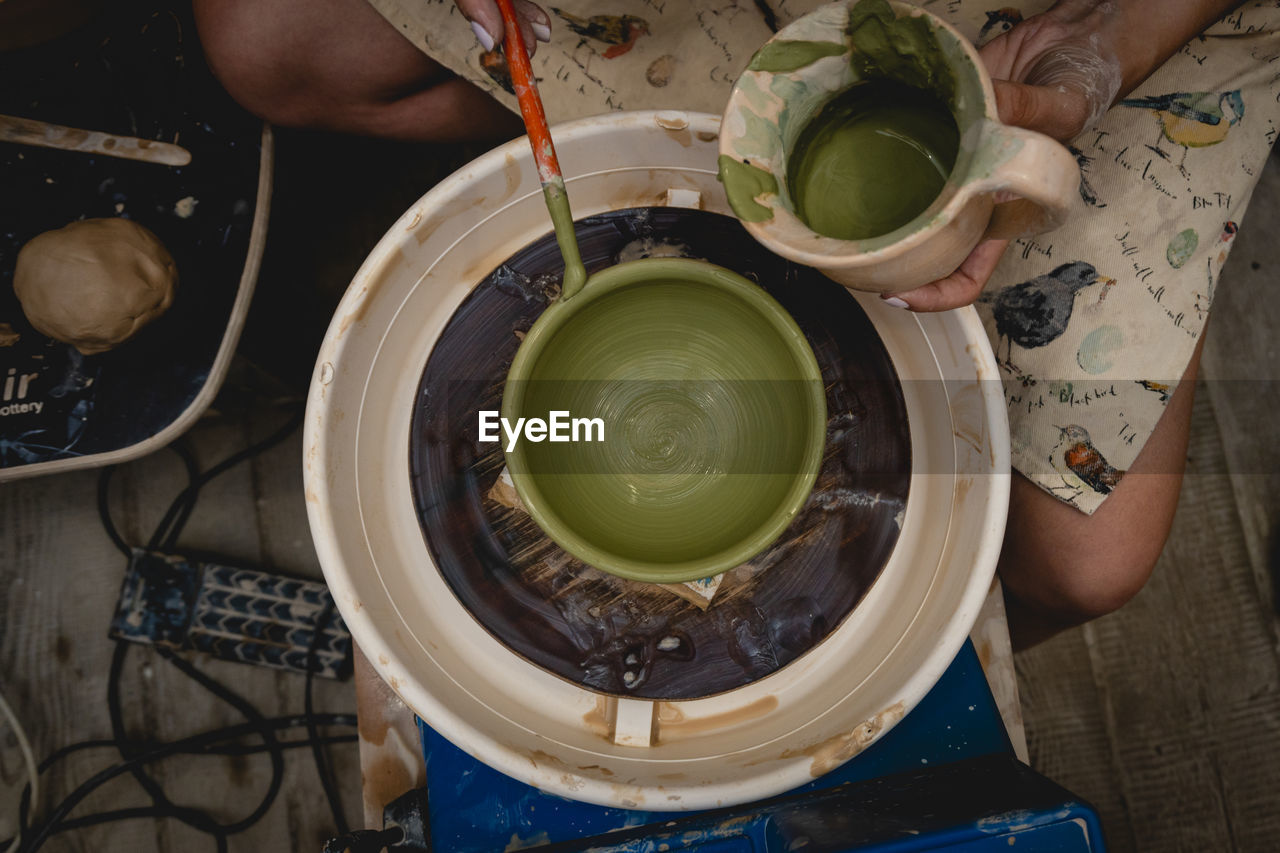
717, 155, 779, 223
543, 177, 588, 300
846, 0, 956, 107
788, 79, 958, 240
747, 39, 846, 73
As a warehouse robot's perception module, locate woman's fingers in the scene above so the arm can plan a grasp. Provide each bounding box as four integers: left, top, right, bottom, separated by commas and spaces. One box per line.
517, 0, 552, 43
991, 78, 1092, 142
458, 0, 550, 55
881, 238, 1010, 312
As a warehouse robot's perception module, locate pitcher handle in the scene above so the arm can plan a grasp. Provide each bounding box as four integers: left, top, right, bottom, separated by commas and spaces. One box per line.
969, 121, 1081, 242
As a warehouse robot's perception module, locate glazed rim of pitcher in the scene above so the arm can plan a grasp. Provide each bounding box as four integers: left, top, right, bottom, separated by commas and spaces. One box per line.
718, 0, 997, 264
501, 257, 827, 584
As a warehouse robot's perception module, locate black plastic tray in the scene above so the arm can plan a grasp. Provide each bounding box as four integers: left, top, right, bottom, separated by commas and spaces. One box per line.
0, 0, 268, 478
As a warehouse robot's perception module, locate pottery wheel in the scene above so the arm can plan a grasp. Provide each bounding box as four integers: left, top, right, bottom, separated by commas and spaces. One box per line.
408, 208, 910, 701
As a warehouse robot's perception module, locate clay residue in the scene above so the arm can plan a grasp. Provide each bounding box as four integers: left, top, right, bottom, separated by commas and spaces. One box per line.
488, 467, 525, 511
666, 127, 693, 147
716, 155, 778, 223
654, 114, 692, 146
582, 694, 615, 740
531, 749, 647, 807
500, 153, 521, 204
338, 248, 407, 334
748, 40, 846, 73
847, 0, 957, 105
363, 749, 419, 827
174, 195, 198, 218
504, 831, 552, 852
656, 695, 778, 740
415, 194, 487, 245
616, 237, 691, 263
654, 113, 689, 131
784, 701, 906, 777
0, 323, 18, 347
575, 763, 616, 777
955, 426, 984, 457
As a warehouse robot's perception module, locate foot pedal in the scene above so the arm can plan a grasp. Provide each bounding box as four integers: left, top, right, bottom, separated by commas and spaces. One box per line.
109, 549, 352, 679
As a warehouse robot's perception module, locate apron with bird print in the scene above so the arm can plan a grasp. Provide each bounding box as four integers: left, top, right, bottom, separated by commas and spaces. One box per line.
375, 0, 1280, 514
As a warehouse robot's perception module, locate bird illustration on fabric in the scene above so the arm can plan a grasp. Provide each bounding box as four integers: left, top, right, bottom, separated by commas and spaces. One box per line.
979, 8, 1023, 44
1119, 90, 1245, 176
1051, 424, 1124, 496
1197, 219, 1238, 319
480, 48, 514, 94
552, 9, 650, 58
1068, 144, 1106, 208
982, 261, 1116, 371
1136, 380, 1173, 403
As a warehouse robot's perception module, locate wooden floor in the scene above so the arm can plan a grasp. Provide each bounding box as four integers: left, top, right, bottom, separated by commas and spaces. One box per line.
4, 130, 1280, 851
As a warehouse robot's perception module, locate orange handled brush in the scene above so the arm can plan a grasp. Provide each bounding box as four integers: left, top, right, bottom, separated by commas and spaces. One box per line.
494, 0, 588, 299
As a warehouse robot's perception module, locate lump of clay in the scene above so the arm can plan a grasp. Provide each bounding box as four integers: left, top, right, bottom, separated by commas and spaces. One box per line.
14, 217, 177, 355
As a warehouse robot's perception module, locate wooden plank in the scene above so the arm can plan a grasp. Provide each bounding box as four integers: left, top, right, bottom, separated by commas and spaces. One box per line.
970, 578, 1028, 763
1080, 387, 1280, 851
353, 646, 425, 830
1199, 145, 1280, 649
1016, 630, 1137, 852
245, 408, 363, 842
246, 406, 324, 581
1, 466, 156, 853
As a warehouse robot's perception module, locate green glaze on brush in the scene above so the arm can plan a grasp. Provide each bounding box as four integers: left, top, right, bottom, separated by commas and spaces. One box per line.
502, 257, 826, 584
788, 79, 958, 240
747, 39, 846, 73
717, 155, 779, 223
543, 177, 588, 299
847, 0, 957, 106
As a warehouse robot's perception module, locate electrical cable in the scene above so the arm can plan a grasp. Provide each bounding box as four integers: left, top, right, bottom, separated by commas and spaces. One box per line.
95, 465, 132, 559
147, 407, 303, 554
17, 404, 362, 852
307, 601, 350, 836
108, 641, 287, 837
40, 735, 358, 838
20, 713, 357, 851
0, 689, 38, 853
8, 714, 357, 851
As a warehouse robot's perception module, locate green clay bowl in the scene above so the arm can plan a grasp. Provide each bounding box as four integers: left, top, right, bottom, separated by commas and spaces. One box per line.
501, 257, 826, 584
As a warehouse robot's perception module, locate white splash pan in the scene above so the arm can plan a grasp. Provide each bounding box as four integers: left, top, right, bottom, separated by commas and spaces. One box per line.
305, 110, 1009, 811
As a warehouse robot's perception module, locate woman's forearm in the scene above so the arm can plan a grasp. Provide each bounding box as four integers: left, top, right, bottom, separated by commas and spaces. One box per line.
1091, 0, 1245, 98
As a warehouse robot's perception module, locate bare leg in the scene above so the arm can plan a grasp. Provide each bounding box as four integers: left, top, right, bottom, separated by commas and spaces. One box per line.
1000, 333, 1206, 649
193, 0, 522, 142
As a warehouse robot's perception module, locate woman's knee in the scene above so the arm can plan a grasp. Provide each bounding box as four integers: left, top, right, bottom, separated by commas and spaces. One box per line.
1000, 472, 1179, 626
192, 0, 315, 125
1019, 530, 1162, 623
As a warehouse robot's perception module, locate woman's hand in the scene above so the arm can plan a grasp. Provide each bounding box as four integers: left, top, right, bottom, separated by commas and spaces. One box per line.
458, 0, 551, 54
883, 0, 1123, 312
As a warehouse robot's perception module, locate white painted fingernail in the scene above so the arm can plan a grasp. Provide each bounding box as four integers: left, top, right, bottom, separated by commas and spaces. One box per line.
883, 296, 910, 309
470, 20, 496, 52
531, 21, 551, 42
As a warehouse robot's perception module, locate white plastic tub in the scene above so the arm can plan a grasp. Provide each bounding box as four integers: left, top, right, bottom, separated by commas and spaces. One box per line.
304, 110, 1009, 810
